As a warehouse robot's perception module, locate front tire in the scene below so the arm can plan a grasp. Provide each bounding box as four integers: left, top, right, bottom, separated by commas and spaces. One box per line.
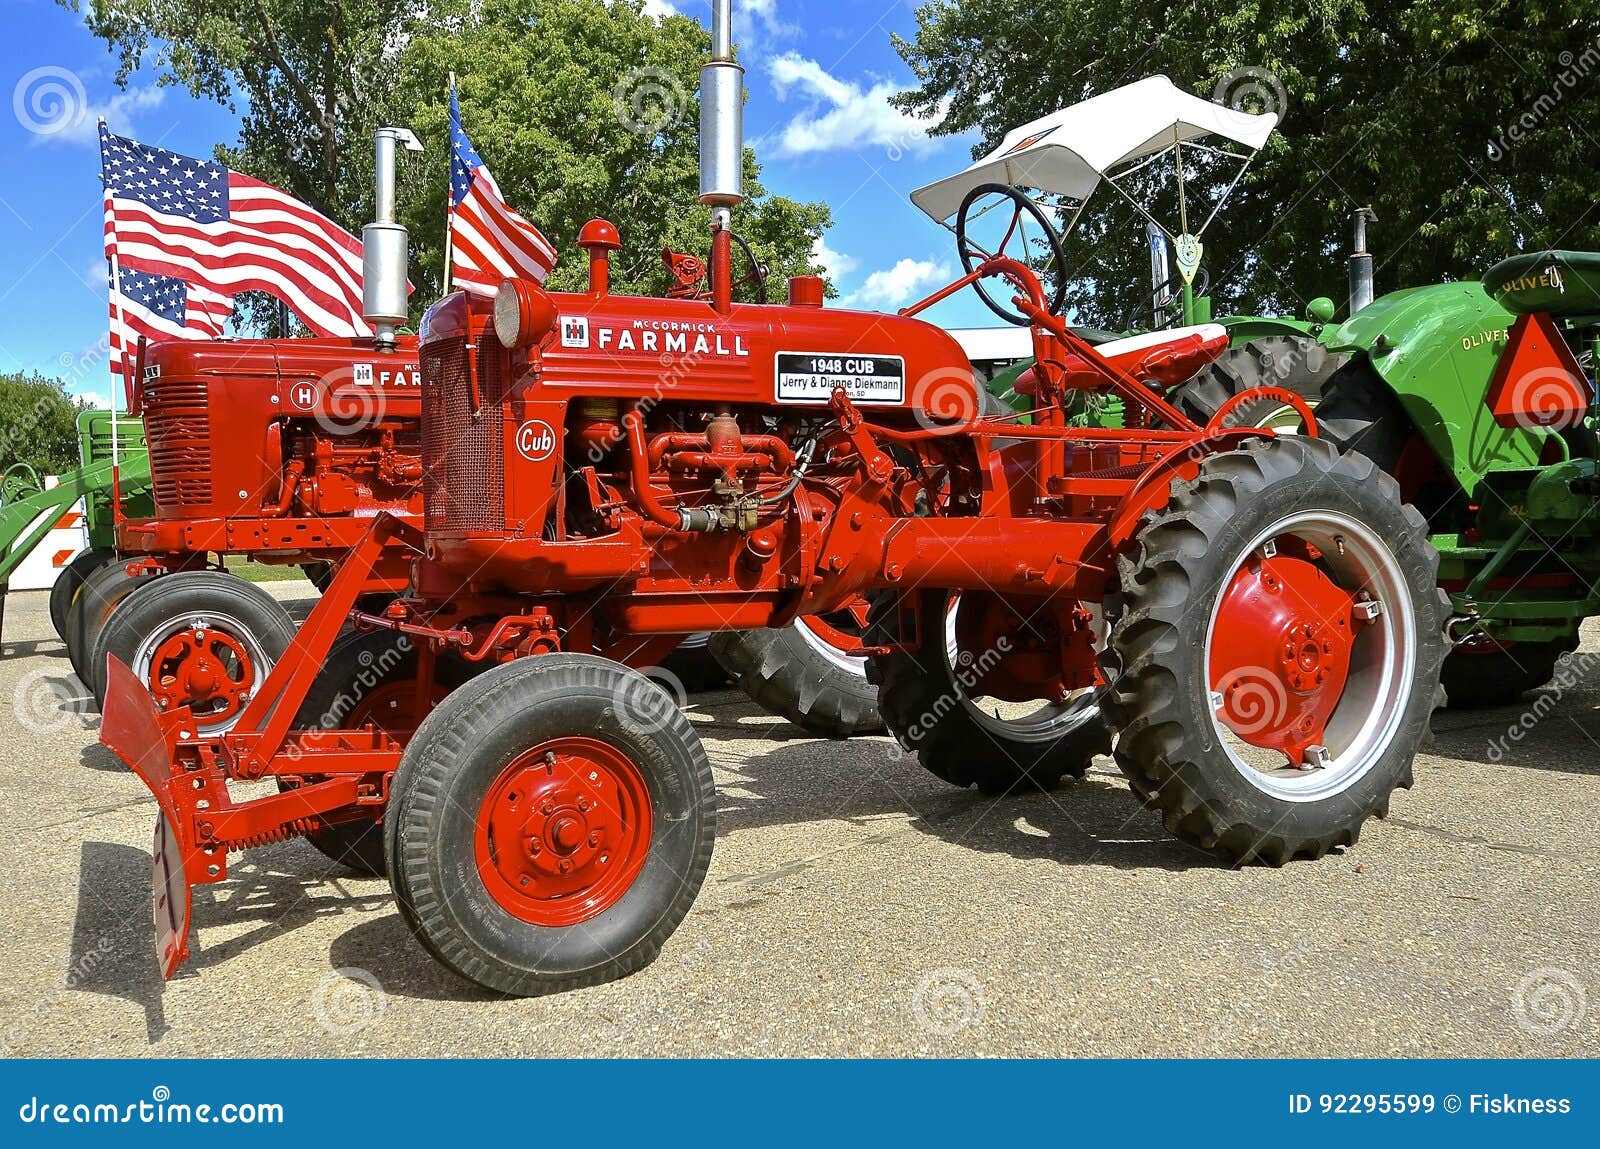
386, 654, 716, 996
50, 548, 115, 643
90, 570, 296, 731
1100, 436, 1447, 864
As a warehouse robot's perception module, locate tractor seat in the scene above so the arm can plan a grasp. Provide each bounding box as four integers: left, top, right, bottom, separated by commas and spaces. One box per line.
1015, 323, 1229, 394
1483, 250, 1600, 316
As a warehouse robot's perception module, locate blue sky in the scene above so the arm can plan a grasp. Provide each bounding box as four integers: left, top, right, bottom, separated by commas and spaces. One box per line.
0, 0, 998, 400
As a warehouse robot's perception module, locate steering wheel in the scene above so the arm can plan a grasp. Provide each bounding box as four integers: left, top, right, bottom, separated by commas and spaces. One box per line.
0, 462, 43, 509
1121, 266, 1212, 332
708, 230, 768, 304
955, 183, 1069, 326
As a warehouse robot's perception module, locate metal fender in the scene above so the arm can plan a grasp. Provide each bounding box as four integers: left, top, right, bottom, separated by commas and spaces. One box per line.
1321, 281, 1547, 494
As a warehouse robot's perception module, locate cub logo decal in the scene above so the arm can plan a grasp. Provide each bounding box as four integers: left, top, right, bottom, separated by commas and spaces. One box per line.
516, 419, 558, 462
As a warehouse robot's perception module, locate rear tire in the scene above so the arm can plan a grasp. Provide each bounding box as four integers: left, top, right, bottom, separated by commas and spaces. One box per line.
710, 610, 883, 737
1100, 436, 1448, 865
288, 629, 477, 876
660, 633, 729, 693
90, 571, 296, 729
1438, 636, 1579, 708
868, 589, 1110, 795
50, 548, 115, 643
386, 654, 716, 996
1170, 334, 1346, 431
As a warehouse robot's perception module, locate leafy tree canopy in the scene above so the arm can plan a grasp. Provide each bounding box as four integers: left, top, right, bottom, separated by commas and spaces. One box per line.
0, 373, 92, 476
894, 0, 1600, 326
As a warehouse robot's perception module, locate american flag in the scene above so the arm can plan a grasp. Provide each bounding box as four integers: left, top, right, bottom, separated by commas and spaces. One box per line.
106, 264, 232, 379
449, 90, 558, 295
99, 123, 372, 339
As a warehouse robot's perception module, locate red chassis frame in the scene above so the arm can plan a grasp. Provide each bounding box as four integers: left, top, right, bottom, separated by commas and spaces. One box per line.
100, 254, 1314, 977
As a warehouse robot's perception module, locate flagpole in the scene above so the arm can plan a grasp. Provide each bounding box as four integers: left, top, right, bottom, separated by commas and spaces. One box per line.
443, 72, 456, 292
101, 119, 126, 502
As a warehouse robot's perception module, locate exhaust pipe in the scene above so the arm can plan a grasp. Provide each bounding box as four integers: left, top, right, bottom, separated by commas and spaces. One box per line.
699, 0, 744, 219
363, 127, 424, 351
1347, 206, 1377, 314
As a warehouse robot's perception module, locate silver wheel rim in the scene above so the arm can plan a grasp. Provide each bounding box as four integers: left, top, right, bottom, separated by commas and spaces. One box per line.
943, 595, 1101, 743
793, 616, 867, 675
1202, 509, 1416, 802
130, 609, 273, 734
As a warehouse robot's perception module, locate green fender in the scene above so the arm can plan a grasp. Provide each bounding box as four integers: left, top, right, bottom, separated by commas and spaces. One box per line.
1321, 281, 1546, 495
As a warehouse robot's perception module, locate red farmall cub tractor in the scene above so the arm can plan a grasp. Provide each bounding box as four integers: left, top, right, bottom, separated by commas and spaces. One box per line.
100, 1, 1446, 996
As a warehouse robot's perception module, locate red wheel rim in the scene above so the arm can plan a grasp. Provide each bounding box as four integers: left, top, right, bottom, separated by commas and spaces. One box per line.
1206, 545, 1359, 765
345, 681, 447, 741
146, 627, 257, 725
474, 736, 654, 927
797, 595, 871, 652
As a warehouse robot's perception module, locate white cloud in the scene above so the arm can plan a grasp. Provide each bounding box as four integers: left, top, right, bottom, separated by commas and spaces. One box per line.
641, 0, 677, 16
766, 54, 944, 159
842, 258, 950, 310
25, 82, 166, 148
810, 235, 856, 279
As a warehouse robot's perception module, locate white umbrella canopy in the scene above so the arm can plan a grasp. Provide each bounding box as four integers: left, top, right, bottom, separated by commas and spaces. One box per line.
910, 75, 1279, 223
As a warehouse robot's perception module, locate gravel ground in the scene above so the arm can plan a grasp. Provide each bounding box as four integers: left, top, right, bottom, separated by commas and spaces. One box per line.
1, 583, 1596, 1058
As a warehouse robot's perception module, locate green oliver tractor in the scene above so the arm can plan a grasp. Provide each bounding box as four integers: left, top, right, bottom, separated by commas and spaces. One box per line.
1179, 250, 1600, 708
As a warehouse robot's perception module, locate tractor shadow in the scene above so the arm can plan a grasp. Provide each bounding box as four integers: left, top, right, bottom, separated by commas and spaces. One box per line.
705, 718, 1208, 873
1428, 691, 1600, 777
67, 839, 395, 1044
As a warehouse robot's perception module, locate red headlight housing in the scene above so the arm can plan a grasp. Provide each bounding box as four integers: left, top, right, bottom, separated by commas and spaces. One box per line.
493, 278, 558, 350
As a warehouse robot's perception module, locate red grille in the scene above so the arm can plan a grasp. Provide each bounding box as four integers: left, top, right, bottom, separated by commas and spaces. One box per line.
142, 378, 212, 512
421, 332, 505, 533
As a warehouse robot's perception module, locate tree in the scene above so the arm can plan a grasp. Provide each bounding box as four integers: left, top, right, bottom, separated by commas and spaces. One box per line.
893, 0, 1600, 326
0, 373, 92, 476
67, 0, 832, 315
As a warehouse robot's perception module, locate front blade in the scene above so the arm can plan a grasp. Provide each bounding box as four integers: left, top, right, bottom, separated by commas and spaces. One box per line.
100, 654, 193, 979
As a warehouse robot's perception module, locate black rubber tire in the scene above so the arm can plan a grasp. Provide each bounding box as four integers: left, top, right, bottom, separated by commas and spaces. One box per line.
709, 614, 882, 738
66, 560, 149, 688
1437, 636, 1580, 708
1099, 436, 1449, 865
1170, 334, 1347, 429
386, 653, 716, 996
660, 633, 730, 693
1316, 361, 1557, 706
50, 548, 116, 643
301, 561, 334, 593
287, 628, 477, 876
89, 570, 296, 721
866, 589, 1111, 795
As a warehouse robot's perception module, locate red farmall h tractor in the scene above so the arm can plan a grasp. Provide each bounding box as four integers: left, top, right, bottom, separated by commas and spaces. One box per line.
99, 1, 1447, 996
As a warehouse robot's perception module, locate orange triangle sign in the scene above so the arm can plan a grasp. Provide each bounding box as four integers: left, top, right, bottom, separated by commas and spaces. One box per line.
1486, 312, 1592, 430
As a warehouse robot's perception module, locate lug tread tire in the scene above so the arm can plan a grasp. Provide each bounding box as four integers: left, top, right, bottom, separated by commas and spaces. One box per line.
385, 653, 716, 997
287, 629, 477, 877
866, 589, 1111, 796
1171, 334, 1347, 428
710, 622, 882, 738
1098, 436, 1449, 865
